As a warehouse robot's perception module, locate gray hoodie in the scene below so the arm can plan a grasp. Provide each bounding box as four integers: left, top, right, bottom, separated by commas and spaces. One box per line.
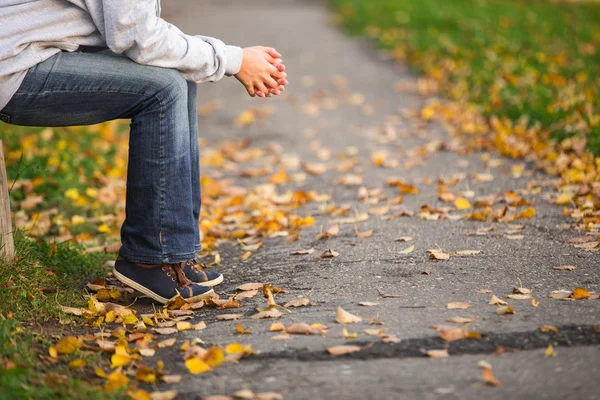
0, 0, 243, 111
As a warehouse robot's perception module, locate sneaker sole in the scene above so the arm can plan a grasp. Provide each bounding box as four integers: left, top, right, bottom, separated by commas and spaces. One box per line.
197, 274, 224, 287
112, 267, 214, 304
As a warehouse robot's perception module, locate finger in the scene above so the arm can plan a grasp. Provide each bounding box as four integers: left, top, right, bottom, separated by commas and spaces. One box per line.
277, 79, 289, 86
276, 63, 286, 72
269, 89, 281, 96
255, 81, 269, 95
246, 84, 256, 97
264, 47, 282, 59
263, 75, 279, 89
263, 53, 278, 65
271, 70, 287, 80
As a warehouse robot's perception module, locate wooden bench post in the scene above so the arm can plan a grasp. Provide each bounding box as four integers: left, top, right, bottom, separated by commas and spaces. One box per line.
0, 139, 15, 262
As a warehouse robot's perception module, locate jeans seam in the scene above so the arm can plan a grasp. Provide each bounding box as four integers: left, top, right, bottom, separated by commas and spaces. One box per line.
119, 249, 196, 264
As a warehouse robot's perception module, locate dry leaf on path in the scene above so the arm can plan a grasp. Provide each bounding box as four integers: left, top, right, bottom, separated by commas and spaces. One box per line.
271, 333, 291, 341
237, 283, 263, 291
488, 295, 507, 305
150, 391, 178, 400
400, 245, 415, 255
317, 249, 339, 259
506, 294, 531, 300
269, 322, 285, 332
496, 306, 515, 315
251, 309, 283, 319
234, 290, 259, 301
336, 306, 362, 324
447, 317, 474, 324
359, 302, 380, 307
292, 248, 315, 255
540, 325, 559, 333
425, 349, 449, 358
553, 265, 576, 271
550, 290, 572, 299
447, 302, 471, 309
217, 314, 245, 321
284, 298, 310, 308
571, 287, 590, 300
327, 345, 361, 356
455, 250, 481, 256
286, 323, 319, 335
482, 367, 502, 387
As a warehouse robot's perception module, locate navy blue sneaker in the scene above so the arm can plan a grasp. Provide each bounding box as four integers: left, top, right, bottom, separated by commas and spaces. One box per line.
183, 260, 224, 287
113, 258, 215, 304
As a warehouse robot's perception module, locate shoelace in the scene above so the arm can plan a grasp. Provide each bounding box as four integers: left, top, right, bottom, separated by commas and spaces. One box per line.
163, 262, 192, 288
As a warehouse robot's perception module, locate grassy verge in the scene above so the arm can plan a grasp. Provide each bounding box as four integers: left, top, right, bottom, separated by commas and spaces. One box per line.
329, 0, 600, 154
1, 121, 129, 398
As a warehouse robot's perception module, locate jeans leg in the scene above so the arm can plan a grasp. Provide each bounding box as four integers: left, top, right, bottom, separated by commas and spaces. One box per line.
1, 51, 197, 264
186, 81, 202, 252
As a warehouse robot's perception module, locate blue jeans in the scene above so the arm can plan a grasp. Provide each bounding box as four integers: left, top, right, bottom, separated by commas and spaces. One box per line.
0, 51, 202, 264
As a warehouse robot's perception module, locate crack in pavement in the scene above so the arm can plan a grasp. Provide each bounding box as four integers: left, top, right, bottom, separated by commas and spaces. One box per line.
249, 325, 599, 362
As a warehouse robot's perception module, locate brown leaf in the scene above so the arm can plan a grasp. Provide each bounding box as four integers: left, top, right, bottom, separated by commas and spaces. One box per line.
286, 323, 319, 335
302, 162, 327, 175
150, 391, 178, 400
284, 298, 310, 308
506, 294, 531, 300
447, 302, 471, 309
251, 309, 283, 319
550, 290, 572, 299
291, 248, 315, 255
327, 345, 361, 356
336, 306, 362, 324
488, 295, 507, 305
482, 367, 502, 387
540, 325, 559, 333
237, 283, 264, 291
359, 302, 379, 307
455, 250, 481, 256
234, 290, 259, 301
553, 265, 577, 271
317, 249, 339, 259
217, 313, 244, 321
424, 349, 449, 358
433, 326, 481, 342
158, 338, 177, 348
255, 393, 284, 400
152, 328, 177, 335
496, 306, 515, 315
355, 227, 374, 238
447, 317, 474, 324
269, 322, 285, 332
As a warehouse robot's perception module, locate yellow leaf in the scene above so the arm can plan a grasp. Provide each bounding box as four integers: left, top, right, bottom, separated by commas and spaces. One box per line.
95, 368, 107, 378
516, 207, 536, 219
104, 371, 129, 392
122, 314, 138, 325
176, 321, 193, 331
343, 328, 358, 339
105, 310, 116, 323
425, 349, 449, 358
269, 322, 285, 332
48, 347, 58, 358
572, 287, 590, 300
142, 317, 155, 326
185, 358, 212, 374
202, 347, 225, 367
55, 336, 81, 355
235, 110, 255, 126
111, 353, 132, 368
225, 343, 245, 354
128, 389, 151, 400
454, 197, 471, 210
545, 344, 556, 357
68, 359, 85, 369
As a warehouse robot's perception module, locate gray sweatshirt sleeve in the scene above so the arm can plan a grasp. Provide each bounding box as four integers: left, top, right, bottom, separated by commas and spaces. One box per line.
80, 0, 243, 82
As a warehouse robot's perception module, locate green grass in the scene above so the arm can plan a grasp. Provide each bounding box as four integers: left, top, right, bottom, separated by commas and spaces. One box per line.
0, 232, 113, 321
329, 0, 600, 154
0, 318, 126, 400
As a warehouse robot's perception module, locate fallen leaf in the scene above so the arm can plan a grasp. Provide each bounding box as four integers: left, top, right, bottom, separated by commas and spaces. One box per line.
237, 283, 264, 291
269, 322, 285, 332
400, 245, 415, 255
425, 349, 449, 358
488, 295, 507, 305
541, 325, 559, 333
255, 393, 284, 400
396, 236, 413, 242
359, 302, 379, 307
158, 338, 177, 348
482, 367, 502, 387
185, 358, 211, 374
455, 250, 481, 256
327, 345, 361, 356
251, 309, 283, 319
572, 287, 590, 300
234, 290, 259, 301
203, 347, 225, 368
176, 321, 193, 331
496, 306, 515, 315
161, 375, 183, 384
550, 290, 572, 299
545, 344, 556, 357
284, 298, 310, 308
336, 306, 362, 324
317, 249, 340, 259
271, 333, 291, 341
233, 389, 255, 399
430, 251, 450, 260
506, 294, 531, 300
476, 289, 493, 294
455, 198, 471, 210
217, 314, 245, 321
286, 323, 319, 335
447, 317, 474, 324
447, 302, 471, 309
343, 327, 358, 339
152, 328, 178, 335
291, 248, 315, 255
355, 227, 374, 238
55, 337, 81, 355
150, 391, 178, 400
236, 323, 252, 335
553, 265, 577, 271
302, 162, 327, 175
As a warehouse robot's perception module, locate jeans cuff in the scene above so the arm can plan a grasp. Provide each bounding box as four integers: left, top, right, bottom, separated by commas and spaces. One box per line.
118, 250, 197, 265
